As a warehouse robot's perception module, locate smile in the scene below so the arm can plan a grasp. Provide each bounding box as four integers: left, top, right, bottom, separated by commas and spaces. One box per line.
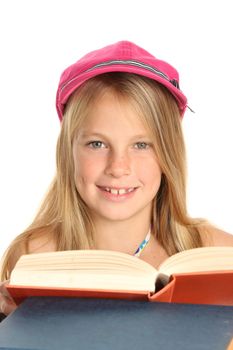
97, 186, 138, 198
104, 187, 135, 195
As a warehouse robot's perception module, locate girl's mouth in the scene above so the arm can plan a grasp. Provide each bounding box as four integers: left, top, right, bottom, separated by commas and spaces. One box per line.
97, 186, 138, 201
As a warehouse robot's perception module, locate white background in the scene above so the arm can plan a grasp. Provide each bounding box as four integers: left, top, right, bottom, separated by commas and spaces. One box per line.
0, 0, 232, 258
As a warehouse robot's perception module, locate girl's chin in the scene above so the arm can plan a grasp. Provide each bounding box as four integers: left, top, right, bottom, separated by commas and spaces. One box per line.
91, 207, 138, 222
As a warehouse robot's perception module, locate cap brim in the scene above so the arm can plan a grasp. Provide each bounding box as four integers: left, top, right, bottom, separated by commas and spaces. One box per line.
56, 65, 187, 120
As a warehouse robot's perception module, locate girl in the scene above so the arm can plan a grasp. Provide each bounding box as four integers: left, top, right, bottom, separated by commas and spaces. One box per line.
1, 41, 232, 316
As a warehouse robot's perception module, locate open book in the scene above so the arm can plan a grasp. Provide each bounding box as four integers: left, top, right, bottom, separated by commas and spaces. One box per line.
7, 246, 233, 306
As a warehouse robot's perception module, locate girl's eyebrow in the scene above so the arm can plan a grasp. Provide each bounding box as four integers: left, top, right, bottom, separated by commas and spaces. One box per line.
80, 132, 107, 139
80, 131, 150, 140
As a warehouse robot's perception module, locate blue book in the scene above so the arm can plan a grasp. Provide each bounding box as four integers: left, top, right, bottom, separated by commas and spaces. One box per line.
0, 297, 232, 350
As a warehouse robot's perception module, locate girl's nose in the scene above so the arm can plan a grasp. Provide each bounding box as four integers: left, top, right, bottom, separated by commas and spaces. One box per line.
104, 151, 131, 178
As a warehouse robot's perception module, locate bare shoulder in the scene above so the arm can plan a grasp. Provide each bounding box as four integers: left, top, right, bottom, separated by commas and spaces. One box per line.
200, 223, 233, 247
28, 231, 56, 254
2, 231, 57, 278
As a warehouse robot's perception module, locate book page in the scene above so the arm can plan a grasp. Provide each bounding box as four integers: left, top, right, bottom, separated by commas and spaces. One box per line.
159, 247, 233, 277
10, 250, 159, 293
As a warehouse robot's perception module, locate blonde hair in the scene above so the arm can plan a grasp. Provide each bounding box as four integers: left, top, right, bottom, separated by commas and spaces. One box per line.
1, 72, 204, 280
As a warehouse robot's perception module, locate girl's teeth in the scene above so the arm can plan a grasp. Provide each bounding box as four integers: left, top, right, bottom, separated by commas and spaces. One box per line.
118, 189, 126, 195
127, 188, 134, 193
105, 188, 134, 195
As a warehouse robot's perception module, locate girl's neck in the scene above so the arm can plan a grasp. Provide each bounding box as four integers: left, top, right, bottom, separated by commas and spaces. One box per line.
92, 216, 152, 256
91, 214, 170, 270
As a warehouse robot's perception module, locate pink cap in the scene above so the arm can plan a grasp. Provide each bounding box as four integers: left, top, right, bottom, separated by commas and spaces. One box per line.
56, 41, 187, 120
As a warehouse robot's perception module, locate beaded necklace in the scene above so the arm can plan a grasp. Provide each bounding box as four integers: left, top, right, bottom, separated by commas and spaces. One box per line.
133, 228, 151, 257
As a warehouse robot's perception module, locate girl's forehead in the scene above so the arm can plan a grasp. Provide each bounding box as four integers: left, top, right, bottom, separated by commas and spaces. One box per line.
79, 91, 148, 131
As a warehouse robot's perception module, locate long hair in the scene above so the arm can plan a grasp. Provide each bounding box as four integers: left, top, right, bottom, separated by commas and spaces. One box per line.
1, 72, 204, 280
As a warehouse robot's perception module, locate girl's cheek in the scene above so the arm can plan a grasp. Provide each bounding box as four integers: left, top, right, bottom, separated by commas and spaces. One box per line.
76, 157, 105, 178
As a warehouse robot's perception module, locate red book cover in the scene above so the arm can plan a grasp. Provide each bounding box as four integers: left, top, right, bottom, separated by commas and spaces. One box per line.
7, 270, 233, 306
149, 271, 233, 306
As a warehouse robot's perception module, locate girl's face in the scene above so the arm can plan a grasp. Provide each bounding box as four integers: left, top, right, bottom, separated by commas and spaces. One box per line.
72, 91, 162, 223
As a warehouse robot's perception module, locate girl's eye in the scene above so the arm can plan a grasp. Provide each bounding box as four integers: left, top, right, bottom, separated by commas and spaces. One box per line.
134, 142, 149, 150
87, 141, 105, 149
